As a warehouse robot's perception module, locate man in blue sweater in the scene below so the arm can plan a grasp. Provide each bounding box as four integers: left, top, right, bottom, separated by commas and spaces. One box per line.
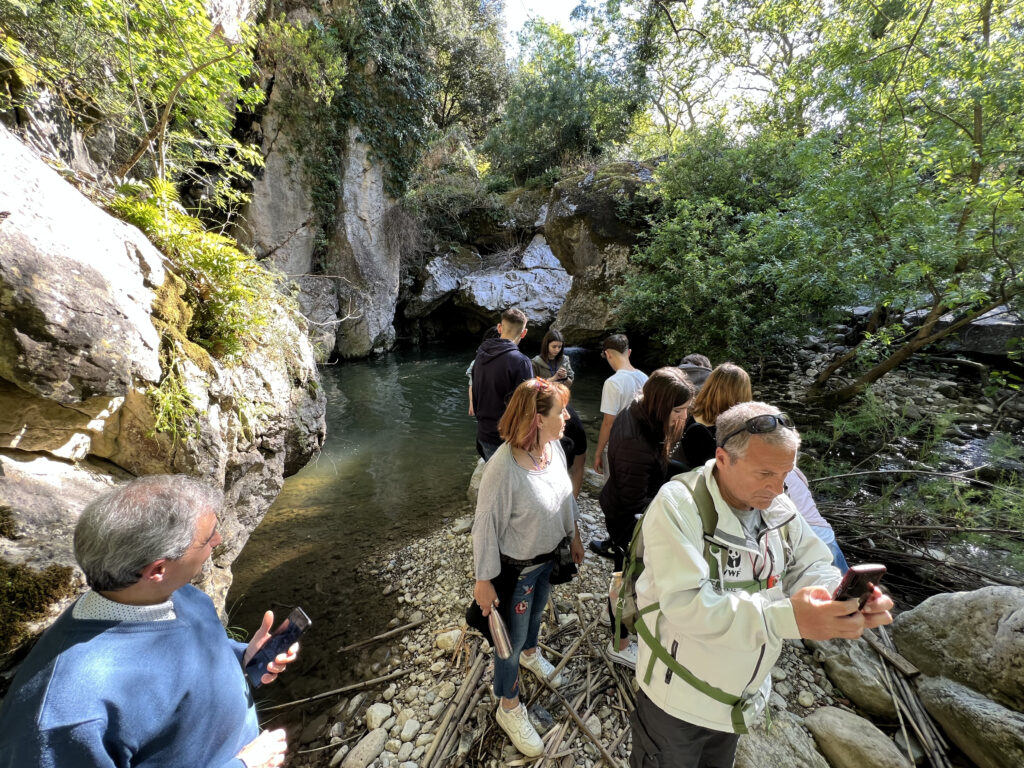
0, 475, 299, 768
471, 307, 533, 460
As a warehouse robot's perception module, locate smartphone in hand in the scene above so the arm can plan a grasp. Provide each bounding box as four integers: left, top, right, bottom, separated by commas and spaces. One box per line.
832, 564, 886, 610
244, 607, 311, 687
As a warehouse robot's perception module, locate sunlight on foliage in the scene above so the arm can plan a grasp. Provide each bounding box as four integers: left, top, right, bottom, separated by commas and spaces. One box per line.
110, 179, 276, 357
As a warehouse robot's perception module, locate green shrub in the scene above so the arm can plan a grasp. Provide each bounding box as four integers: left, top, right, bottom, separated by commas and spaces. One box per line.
110, 179, 279, 357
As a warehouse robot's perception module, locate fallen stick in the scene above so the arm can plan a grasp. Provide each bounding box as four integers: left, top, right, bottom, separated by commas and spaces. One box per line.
448, 685, 488, 768
594, 722, 631, 768
261, 667, 411, 711
540, 675, 621, 767
422, 647, 484, 768
336, 618, 428, 654
864, 628, 919, 677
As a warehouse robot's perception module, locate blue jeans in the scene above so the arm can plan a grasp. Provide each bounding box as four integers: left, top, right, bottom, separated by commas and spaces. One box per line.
479, 440, 502, 461
810, 524, 850, 573
493, 560, 554, 699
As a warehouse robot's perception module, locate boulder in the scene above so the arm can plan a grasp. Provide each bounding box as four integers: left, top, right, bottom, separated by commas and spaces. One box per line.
891, 586, 1024, 712
805, 637, 898, 718
341, 728, 388, 768
330, 127, 401, 358
454, 235, 572, 330
365, 703, 392, 731
803, 706, 912, 768
916, 676, 1024, 768
543, 162, 655, 344
734, 710, 829, 768
1, 89, 115, 179
0, 123, 326, 655
0, 128, 163, 402
403, 250, 478, 320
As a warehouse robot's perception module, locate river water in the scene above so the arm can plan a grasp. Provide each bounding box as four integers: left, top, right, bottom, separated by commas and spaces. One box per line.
227, 344, 603, 700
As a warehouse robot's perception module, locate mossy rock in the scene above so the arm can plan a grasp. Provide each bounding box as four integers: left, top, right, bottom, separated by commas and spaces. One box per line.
545, 160, 659, 268
0, 559, 76, 657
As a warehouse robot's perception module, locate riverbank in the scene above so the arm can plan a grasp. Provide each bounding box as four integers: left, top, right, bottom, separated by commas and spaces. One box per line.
278, 488, 875, 768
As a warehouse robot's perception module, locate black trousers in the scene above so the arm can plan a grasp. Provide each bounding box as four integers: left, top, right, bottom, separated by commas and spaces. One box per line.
630, 689, 739, 768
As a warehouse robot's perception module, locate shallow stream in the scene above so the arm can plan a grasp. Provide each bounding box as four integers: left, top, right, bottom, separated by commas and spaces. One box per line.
227, 344, 604, 702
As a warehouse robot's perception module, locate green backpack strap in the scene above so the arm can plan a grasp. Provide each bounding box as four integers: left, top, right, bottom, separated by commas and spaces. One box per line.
676, 471, 721, 583
635, 604, 749, 733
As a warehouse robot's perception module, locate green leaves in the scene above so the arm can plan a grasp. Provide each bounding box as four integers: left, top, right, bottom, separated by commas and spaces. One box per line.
110, 179, 279, 358
1, 0, 264, 216
481, 19, 644, 183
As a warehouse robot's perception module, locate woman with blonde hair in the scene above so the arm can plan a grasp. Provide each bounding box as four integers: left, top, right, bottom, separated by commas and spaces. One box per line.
675, 362, 752, 469
471, 378, 585, 757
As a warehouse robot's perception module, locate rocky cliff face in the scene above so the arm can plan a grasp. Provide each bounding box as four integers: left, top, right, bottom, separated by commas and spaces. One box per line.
543, 162, 656, 345
0, 125, 326, 656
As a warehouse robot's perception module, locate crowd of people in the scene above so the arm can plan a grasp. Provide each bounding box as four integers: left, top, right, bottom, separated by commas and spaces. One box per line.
0, 307, 889, 768
468, 308, 892, 767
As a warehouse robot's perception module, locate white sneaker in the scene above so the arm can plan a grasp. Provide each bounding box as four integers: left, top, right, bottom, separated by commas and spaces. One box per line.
607, 639, 638, 670
519, 649, 563, 687
495, 702, 544, 757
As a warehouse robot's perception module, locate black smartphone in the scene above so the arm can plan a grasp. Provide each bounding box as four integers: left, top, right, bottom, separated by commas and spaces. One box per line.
832, 564, 886, 610
244, 607, 310, 687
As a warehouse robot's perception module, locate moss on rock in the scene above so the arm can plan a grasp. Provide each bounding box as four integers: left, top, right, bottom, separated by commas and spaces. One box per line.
0, 559, 76, 656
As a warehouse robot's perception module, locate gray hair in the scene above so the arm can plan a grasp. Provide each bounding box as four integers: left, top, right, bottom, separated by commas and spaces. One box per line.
716, 401, 801, 460
73, 475, 223, 591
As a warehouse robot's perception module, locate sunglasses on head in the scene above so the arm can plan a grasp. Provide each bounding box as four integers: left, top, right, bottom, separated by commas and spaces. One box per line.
717, 413, 795, 448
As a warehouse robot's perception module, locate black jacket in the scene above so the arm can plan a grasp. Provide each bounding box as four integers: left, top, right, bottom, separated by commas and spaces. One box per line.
599, 404, 671, 548
471, 338, 533, 444
672, 415, 717, 470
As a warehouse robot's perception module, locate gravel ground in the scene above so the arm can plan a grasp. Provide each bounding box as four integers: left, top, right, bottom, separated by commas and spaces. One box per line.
282, 482, 857, 768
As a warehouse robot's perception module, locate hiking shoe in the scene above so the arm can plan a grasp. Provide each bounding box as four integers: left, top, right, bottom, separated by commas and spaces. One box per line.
607, 639, 638, 670
519, 650, 563, 687
588, 538, 617, 559
495, 702, 544, 757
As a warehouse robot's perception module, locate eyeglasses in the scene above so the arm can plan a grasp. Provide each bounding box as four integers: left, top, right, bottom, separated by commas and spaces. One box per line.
717, 413, 795, 448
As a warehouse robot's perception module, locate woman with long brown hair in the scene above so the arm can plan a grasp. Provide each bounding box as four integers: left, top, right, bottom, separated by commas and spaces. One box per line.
675, 362, 752, 469
599, 367, 696, 668
471, 378, 585, 757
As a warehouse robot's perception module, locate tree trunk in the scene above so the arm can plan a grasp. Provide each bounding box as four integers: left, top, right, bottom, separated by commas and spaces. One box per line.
806, 296, 1009, 406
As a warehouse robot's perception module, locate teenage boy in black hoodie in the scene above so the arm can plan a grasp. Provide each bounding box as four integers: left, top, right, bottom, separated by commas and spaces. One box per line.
472, 307, 532, 460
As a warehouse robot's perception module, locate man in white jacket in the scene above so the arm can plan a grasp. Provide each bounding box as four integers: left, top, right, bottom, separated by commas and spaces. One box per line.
631, 402, 893, 768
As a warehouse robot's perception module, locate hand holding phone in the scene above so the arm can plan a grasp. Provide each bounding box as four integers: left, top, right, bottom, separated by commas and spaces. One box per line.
832, 564, 886, 610
245, 607, 310, 687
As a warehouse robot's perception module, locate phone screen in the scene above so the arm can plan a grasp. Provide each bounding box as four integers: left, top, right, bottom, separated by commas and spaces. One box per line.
244, 607, 310, 687
832, 564, 886, 610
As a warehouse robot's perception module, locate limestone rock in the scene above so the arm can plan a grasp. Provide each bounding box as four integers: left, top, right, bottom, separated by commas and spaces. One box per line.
399, 718, 420, 742
234, 97, 316, 279
330, 127, 400, 359
7, 89, 115, 178
0, 123, 326, 648
806, 637, 898, 717
455, 235, 572, 330
365, 703, 392, 731
734, 710, 830, 768
917, 676, 1024, 768
341, 728, 387, 768
403, 251, 475, 320
804, 706, 912, 768
436, 629, 462, 650
891, 586, 1024, 712
467, 459, 486, 504
543, 162, 655, 344
0, 126, 163, 403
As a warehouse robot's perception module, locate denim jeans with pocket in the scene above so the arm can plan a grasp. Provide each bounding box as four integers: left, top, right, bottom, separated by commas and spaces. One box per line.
493, 560, 554, 699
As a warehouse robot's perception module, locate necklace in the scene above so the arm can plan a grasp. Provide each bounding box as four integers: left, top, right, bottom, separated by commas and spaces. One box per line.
526, 444, 548, 470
